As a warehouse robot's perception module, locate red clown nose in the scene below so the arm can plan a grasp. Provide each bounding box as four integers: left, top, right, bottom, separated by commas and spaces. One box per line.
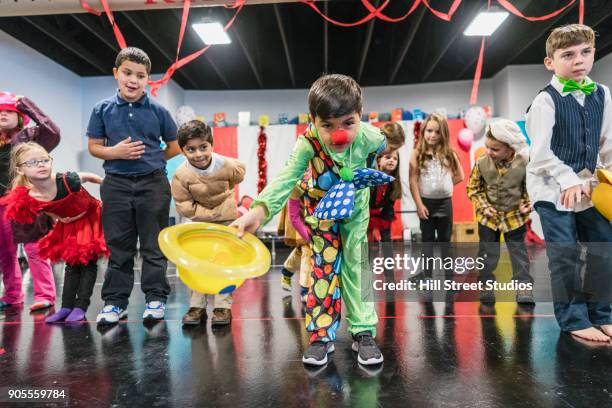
331, 129, 349, 145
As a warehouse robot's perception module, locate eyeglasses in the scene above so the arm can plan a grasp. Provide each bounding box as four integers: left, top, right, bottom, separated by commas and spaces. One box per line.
19, 158, 53, 168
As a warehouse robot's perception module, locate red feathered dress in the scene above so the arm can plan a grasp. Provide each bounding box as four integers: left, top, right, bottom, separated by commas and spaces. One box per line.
1, 176, 108, 266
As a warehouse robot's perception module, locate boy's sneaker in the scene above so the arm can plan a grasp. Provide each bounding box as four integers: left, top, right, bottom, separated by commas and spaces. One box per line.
281, 275, 293, 292
143, 301, 165, 321
302, 341, 335, 366
96, 305, 127, 325
351, 332, 384, 365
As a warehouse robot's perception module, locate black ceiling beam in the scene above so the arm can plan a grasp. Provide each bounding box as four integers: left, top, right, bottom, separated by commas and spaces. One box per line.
121, 11, 200, 89
323, 1, 329, 73
169, 10, 231, 89
223, 9, 263, 88
388, 6, 427, 84
356, 0, 377, 83
22, 16, 107, 75
70, 14, 119, 54
422, 1, 482, 82
273, 4, 295, 87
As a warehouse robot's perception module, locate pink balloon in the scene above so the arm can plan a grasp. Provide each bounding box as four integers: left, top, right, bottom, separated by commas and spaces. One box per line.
458, 128, 474, 152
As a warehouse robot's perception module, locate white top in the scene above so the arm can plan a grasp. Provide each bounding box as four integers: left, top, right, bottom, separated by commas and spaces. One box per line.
418, 157, 454, 199
526, 75, 612, 212
186, 152, 225, 176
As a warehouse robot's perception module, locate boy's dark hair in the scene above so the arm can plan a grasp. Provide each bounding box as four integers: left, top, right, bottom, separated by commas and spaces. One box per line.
115, 47, 151, 74
177, 120, 213, 149
308, 74, 362, 120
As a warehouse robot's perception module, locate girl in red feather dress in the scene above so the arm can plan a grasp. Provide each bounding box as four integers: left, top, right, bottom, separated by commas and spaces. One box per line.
1, 142, 108, 323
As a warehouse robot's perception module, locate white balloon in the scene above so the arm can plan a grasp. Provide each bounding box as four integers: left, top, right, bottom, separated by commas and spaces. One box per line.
464, 106, 487, 135
176, 106, 197, 127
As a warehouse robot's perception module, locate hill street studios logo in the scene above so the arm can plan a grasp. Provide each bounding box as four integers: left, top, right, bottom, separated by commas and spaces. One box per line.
369, 253, 533, 293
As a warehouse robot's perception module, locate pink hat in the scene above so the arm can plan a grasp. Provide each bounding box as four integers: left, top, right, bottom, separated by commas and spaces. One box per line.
0, 92, 30, 127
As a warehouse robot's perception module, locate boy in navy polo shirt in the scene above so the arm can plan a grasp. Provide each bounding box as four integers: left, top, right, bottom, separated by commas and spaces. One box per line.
87, 47, 181, 325
527, 24, 612, 342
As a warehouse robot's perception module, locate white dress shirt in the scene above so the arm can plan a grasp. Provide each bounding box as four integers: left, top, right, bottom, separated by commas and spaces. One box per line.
526, 75, 612, 212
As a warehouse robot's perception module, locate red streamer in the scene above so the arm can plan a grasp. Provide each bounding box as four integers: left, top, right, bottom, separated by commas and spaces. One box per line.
496, 0, 578, 22
148, 0, 245, 95
470, 38, 485, 105
100, 0, 127, 49
303, 0, 463, 26
257, 126, 267, 193
300, 0, 389, 27
80, 1, 101, 16
359, 0, 422, 24
421, 0, 462, 22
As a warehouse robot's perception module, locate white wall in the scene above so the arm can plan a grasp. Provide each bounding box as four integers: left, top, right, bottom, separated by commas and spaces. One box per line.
591, 52, 612, 88
184, 79, 495, 124
0, 30, 82, 174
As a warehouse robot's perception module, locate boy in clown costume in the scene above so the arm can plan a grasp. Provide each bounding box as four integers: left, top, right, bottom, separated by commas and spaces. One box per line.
232, 74, 392, 367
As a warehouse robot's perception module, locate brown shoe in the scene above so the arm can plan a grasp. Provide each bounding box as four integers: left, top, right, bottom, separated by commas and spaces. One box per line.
182, 307, 207, 326
211, 308, 232, 326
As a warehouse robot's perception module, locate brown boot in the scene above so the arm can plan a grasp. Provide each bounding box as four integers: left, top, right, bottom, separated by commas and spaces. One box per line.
211, 308, 232, 326
182, 307, 207, 326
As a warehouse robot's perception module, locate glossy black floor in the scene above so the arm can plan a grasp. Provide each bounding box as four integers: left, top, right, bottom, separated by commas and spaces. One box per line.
2, 248, 612, 408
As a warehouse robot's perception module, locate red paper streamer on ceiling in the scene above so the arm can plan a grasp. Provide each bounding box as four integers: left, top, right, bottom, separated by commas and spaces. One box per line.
302, 0, 463, 26
470, 38, 486, 105
257, 126, 267, 193
497, 0, 579, 22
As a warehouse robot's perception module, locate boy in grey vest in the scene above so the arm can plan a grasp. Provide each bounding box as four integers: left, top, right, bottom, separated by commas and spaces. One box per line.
527, 24, 612, 342
468, 119, 534, 306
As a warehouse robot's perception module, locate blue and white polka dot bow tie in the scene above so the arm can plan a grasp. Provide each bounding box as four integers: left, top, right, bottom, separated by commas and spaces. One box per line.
314, 168, 394, 220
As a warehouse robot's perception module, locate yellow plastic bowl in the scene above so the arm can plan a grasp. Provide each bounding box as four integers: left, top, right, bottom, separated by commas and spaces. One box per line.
158, 222, 271, 294
593, 169, 612, 221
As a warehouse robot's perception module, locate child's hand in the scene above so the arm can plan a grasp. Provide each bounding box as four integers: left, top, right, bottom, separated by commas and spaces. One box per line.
89, 174, 103, 184
58, 211, 87, 224
230, 205, 267, 238
417, 204, 429, 220
112, 137, 145, 160
483, 207, 498, 218
560, 184, 584, 209
519, 202, 532, 215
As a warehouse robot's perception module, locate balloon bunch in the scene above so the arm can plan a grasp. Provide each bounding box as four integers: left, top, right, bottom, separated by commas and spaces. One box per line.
257, 126, 267, 193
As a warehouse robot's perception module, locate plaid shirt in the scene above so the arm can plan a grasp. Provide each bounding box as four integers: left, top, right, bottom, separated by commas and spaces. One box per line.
466, 155, 530, 233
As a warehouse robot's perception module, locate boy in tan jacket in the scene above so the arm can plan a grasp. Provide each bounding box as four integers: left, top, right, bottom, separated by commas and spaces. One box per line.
172, 120, 245, 326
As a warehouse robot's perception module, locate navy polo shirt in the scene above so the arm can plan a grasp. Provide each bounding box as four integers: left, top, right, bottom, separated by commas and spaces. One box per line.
87, 91, 177, 176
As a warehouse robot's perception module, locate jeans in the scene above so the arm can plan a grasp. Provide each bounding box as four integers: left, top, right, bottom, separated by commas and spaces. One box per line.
535, 202, 612, 332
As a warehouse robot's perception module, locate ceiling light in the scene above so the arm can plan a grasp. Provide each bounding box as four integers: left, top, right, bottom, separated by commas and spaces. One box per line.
464, 10, 509, 36
192, 22, 231, 45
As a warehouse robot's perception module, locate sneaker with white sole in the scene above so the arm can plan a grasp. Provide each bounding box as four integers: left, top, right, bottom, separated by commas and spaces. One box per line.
302, 341, 335, 366
143, 301, 165, 321
351, 332, 384, 365
96, 305, 127, 325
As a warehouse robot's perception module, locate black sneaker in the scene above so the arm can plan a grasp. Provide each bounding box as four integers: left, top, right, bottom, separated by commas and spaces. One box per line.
302, 341, 335, 366
351, 332, 384, 365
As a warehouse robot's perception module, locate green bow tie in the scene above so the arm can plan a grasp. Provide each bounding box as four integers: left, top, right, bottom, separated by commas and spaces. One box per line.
559, 77, 596, 95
